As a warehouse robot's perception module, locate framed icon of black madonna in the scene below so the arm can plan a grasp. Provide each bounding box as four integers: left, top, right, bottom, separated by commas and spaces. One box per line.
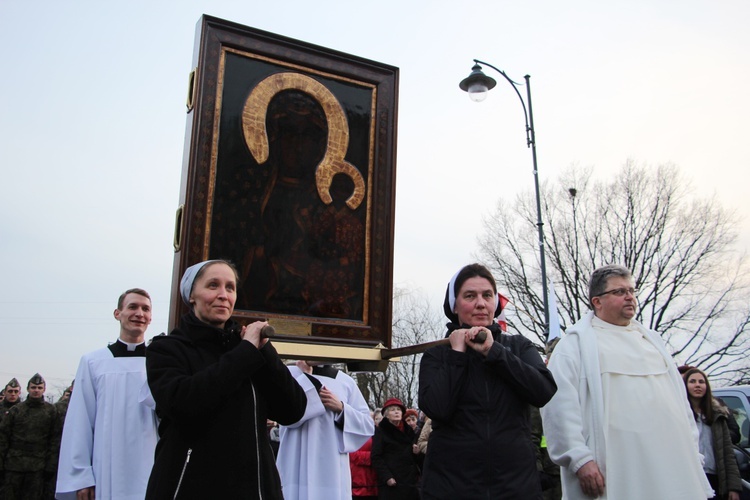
169, 15, 399, 358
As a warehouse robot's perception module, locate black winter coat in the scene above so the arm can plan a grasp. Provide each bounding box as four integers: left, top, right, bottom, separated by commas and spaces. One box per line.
418, 326, 557, 500
371, 419, 420, 500
145, 313, 306, 499
707, 404, 743, 497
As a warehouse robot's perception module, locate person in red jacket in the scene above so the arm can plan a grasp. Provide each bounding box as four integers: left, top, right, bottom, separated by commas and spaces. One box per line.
350, 412, 378, 500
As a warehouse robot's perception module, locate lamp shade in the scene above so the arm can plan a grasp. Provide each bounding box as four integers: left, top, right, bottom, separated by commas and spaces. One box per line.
459, 63, 497, 101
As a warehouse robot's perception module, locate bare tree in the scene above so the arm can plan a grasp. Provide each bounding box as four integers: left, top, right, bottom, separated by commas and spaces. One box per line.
477, 160, 750, 385
353, 287, 444, 409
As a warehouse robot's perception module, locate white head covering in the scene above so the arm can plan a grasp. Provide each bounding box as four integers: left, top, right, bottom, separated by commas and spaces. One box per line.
180, 260, 220, 305
447, 269, 461, 315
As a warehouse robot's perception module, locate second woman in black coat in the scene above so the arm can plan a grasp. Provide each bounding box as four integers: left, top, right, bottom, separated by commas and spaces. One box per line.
418, 264, 557, 500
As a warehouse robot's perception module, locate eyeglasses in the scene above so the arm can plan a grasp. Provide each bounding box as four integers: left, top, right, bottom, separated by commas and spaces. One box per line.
596, 287, 637, 297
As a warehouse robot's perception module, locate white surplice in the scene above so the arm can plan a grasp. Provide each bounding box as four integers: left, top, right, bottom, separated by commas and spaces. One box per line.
276, 366, 374, 500
593, 316, 709, 500
55, 345, 159, 500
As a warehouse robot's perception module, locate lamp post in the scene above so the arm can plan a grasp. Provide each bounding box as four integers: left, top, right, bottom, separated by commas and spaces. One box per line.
459, 59, 550, 340
568, 187, 582, 321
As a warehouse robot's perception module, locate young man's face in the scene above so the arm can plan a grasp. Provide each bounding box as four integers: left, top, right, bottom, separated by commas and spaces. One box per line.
3, 386, 20, 403
114, 293, 152, 341
27, 383, 45, 399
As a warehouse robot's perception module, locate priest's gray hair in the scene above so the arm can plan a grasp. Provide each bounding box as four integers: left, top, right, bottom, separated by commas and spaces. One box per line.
588, 265, 632, 306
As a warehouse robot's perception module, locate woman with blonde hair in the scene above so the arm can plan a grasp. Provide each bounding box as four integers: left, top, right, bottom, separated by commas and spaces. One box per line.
145, 259, 306, 499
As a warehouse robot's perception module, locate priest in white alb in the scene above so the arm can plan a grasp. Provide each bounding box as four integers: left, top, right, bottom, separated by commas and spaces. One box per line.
276, 360, 374, 500
541, 265, 714, 500
56, 288, 159, 500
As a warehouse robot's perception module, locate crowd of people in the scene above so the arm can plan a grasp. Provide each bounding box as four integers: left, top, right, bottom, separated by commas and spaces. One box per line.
0, 261, 744, 499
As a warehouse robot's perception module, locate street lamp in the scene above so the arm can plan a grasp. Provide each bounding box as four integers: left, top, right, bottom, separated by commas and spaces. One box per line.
459, 59, 550, 340
568, 187, 582, 321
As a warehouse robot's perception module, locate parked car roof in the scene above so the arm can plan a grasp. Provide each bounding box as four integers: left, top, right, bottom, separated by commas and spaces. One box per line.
715, 386, 750, 395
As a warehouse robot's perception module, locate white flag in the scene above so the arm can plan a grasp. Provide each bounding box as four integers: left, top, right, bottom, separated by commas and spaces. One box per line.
547, 279, 562, 343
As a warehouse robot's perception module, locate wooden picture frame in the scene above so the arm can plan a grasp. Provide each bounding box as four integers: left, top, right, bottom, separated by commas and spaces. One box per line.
169, 15, 399, 363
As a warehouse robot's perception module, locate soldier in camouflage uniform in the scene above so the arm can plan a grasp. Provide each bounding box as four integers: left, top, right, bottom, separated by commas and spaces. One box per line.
0, 374, 59, 500
47, 381, 73, 499
53, 381, 73, 427
0, 378, 21, 496
0, 379, 21, 424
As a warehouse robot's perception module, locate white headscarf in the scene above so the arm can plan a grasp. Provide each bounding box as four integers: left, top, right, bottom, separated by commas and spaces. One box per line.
179, 260, 220, 306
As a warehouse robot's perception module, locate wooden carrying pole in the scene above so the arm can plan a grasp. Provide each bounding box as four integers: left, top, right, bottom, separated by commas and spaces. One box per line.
380, 338, 451, 359
380, 331, 487, 359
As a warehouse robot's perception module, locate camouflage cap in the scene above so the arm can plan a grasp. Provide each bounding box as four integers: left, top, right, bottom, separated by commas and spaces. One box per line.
27, 373, 45, 387
5, 377, 20, 389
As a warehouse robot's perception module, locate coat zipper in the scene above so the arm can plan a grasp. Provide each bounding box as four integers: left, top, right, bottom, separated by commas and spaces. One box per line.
485, 379, 491, 500
173, 448, 192, 500
252, 383, 263, 500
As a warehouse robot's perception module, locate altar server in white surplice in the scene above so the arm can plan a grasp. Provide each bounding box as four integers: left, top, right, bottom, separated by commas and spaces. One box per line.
277, 360, 374, 500
541, 265, 714, 500
56, 288, 159, 500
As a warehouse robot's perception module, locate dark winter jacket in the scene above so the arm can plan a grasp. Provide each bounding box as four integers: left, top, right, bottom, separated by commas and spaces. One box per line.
145, 312, 306, 499
705, 401, 743, 497
715, 396, 741, 445
371, 419, 420, 500
418, 325, 557, 500
0, 399, 19, 422
0, 396, 59, 473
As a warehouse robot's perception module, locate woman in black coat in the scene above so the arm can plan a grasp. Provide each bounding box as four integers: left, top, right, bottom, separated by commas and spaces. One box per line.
145, 260, 307, 499
418, 264, 557, 500
371, 398, 421, 500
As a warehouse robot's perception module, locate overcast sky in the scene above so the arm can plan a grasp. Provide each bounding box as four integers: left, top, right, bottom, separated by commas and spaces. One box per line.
1, 0, 748, 395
